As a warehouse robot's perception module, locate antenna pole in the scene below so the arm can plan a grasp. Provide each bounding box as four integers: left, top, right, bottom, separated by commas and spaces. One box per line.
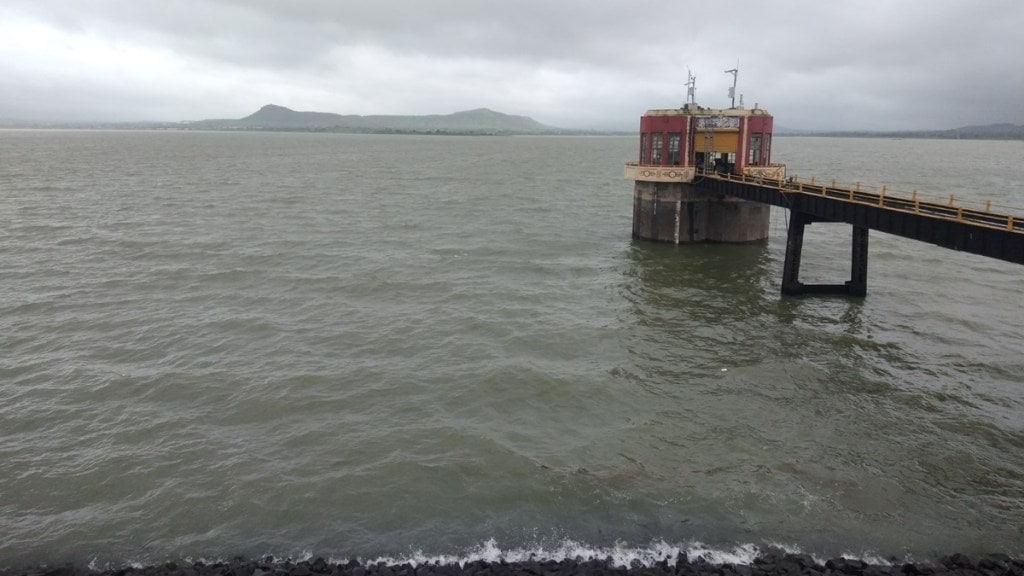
724, 64, 738, 108
685, 69, 697, 105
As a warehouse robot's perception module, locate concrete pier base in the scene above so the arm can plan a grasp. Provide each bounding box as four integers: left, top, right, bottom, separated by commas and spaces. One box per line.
632, 181, 770, 244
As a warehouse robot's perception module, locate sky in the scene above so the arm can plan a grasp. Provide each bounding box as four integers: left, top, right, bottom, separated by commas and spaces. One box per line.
1, 0, 1022, 131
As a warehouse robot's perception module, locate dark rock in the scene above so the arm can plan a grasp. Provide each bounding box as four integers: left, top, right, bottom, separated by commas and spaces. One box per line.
778, 560, 802, 575
825, 558, 868, 576
227, 563, 251, 576
978, 556, 1008, 572
939, 555, 972, 570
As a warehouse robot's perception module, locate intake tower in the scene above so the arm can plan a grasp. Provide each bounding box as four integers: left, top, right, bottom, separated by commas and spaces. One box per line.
625, 100, 785, 243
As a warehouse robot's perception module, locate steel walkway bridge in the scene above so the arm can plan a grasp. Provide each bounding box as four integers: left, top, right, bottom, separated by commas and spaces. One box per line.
692, 168, 1024, 296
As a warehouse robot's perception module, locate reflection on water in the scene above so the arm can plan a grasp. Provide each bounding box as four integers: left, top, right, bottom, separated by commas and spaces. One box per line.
621, 241, 776, 342
615, 231, 1024, 557
625, 241, 776, 296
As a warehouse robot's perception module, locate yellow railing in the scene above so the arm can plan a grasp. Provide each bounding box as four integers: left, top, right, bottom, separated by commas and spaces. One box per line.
696, 168, 1024, 234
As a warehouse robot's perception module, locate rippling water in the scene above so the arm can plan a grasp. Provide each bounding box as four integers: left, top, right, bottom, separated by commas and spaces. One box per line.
1, 131, 1023, 567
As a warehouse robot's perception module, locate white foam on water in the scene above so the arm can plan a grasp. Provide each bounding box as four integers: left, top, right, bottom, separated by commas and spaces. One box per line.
683, 542, 762, 565
840, 550, 894, 567
363, 538, 683, 568
352, 538, 879, 569
83, 539, 896, 570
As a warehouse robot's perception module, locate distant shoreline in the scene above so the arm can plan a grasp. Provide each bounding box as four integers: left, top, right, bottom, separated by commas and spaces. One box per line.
777, 132, 1024, 141
775, 124, 1024, 141
4, 125, 1024, 141
5, 103, 1020, 140
3, 123, 1022, 141
0, 123, 630, 137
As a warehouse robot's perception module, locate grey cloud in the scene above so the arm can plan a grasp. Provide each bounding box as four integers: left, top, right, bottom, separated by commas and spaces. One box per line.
1, 0, 1022, 129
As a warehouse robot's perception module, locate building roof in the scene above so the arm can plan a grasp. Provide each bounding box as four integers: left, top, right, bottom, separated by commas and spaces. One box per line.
644, 104, 772, 117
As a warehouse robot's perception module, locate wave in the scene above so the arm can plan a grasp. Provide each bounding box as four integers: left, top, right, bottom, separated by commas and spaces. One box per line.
327, 539, 889, 569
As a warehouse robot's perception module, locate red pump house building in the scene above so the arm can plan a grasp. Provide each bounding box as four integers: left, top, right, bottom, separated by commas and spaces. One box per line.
626, 102, 785, 243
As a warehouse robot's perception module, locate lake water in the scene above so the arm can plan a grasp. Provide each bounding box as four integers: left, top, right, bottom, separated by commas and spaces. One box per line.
1, 131, 1023, 568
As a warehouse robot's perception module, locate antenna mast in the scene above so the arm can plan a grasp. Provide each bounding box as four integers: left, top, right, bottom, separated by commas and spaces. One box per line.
724, 63, 738, 108
685, 69, 697, 106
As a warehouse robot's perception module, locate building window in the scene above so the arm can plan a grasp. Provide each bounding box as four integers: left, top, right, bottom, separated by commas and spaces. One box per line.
749, 134, 762, 165
763, 135, 771, 164
651, 133, 663, 164
668, 133, 681, 165
640, 134, 650, 163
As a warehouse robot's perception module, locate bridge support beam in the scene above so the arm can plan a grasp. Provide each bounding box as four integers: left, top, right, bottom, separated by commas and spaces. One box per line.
782, 211, 869, 297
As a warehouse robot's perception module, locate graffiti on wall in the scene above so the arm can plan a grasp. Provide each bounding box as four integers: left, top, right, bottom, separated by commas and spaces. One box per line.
695, 116, 740, 129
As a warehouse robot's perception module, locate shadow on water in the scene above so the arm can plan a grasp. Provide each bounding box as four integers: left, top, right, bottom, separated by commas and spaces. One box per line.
614, 239, 866, 367
622, 237, 872, 344
622, 240, 776, 311
617, 237, 912, 391
614, 239, 789, 395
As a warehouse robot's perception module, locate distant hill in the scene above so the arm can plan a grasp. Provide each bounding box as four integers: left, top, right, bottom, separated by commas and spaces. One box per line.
779, 123, 1024, 140
187, 104, 566, 135
933, 123, 1024, 139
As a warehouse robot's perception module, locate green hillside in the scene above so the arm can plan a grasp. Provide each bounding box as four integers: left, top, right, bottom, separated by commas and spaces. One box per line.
191, 104, 562, 134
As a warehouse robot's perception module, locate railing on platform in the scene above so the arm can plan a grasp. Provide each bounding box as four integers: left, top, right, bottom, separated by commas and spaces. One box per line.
624, 163, 695, 182
695, 168, 1024, 234
741, 164, 787, 181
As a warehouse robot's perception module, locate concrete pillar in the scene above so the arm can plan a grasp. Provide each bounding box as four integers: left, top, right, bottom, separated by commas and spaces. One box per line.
781, 211, 808, 295
848, 226, 869, 296
632, 181, 769, 244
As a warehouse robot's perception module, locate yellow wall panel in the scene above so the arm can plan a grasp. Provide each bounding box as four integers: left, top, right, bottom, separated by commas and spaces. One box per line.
695, 130, 738, 154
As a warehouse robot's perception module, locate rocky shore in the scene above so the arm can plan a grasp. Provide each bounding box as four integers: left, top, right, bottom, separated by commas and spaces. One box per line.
4, 553, 1023, 576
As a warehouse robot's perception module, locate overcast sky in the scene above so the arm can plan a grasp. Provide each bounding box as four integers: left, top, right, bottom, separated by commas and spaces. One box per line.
1, 0, 1022, 131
